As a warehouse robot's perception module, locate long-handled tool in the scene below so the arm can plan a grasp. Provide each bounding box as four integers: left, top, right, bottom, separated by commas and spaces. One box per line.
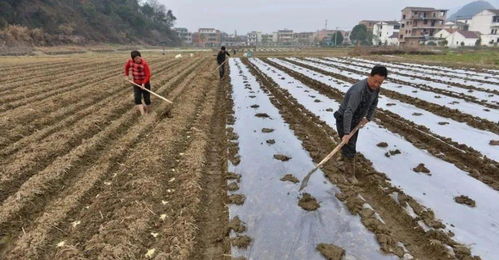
128, 80, 173, 104
213, 59, 229, 74
299, 122, 363, 191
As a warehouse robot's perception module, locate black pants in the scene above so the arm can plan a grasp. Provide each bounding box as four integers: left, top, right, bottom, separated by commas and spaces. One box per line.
133, 82, 151, 105
334, 111, 360, 158
218, 63, 225, 78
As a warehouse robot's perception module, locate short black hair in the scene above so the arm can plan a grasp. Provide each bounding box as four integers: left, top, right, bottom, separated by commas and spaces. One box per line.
221, 46, 226, 50
131, 50, 141, 59
370, 65, 388, 78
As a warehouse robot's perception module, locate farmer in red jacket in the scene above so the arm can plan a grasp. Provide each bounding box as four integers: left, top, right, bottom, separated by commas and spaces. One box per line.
124, 50, 151, 116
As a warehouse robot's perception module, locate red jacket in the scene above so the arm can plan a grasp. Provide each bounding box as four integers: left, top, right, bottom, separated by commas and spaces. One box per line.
124, 59, 151, 85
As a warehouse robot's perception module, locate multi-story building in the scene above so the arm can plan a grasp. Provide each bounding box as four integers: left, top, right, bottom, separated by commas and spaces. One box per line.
192, 28, 222, 47
399, 7, 447, 46
261, 34, 275, 46
469, 9, 499, 46
173, 28, 192, 45
276, 29, 294, 45
247, 31, 262, 46
221, 33, 247, 47
372, 21, 400, 45
293, 32, 314, 46
314, 29, 336, 43
359, 20, 381, 32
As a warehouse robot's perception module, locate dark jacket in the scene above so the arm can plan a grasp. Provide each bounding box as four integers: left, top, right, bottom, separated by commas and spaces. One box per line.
217, 50, 230, 64
336, 79, 379, 133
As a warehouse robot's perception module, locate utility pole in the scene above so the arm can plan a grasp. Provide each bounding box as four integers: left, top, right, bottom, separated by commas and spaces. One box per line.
325, 19, 328, 30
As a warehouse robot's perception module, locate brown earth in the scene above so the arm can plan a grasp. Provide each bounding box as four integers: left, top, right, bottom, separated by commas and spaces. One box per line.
298, 193, 321, 211
316, 243, 346, 260
454, 195, 476, 208
0, 53, 231, 260
281, 174, 300, 183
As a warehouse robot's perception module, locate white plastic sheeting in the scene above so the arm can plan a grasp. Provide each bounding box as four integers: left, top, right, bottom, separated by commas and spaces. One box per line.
251, 58, 499, 260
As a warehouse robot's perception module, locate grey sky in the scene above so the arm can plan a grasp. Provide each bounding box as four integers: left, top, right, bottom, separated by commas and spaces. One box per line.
160, 0, 498, 34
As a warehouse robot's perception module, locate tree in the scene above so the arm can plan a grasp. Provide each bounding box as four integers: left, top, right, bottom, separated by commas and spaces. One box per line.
332, 31, 343, 46
350, 24, 370, 45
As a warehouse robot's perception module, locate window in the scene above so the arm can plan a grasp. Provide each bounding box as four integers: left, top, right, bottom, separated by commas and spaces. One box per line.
424, 20, 428, 25
403, 15, 406, 19
493, 16, 499, 23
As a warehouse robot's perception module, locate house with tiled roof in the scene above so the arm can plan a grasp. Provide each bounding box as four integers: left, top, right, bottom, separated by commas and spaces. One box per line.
447, 30, 481, 47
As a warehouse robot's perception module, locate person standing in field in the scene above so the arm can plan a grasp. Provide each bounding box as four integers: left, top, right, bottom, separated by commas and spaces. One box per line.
216, 46, 230, 79
124, 50, 151, 116
334, 65, 387, 183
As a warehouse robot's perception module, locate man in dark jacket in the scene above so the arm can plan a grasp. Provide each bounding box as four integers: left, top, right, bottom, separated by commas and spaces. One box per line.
216, 46, 230, 78
334, 65, 387, 183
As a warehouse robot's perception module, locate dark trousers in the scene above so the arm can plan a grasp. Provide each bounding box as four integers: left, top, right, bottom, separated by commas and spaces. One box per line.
334, 111, 360, 158
133, 82, 151, 105
218, 63, 225, 78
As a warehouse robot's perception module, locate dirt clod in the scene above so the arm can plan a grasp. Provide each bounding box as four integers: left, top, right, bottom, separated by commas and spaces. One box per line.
228, 182, 240, 191
250, 104, 260, 108
228, 194, 246, 205
385, 149, 401, 157
280, 174, 299, 183
489, 140, 499, 146
226, 172, 241, 181
377, 142, 388, 148
413, 163, 431, 175
255, 113, 270, 118
454, 195, 476, 208
227, 216, 246, 234
266, 139, 275, 144
412, 112, 423, 116
261, 128, 274, 133
298, 193, 320, 211
273, 154, 292, 161
438, 122, 449, 125
316, 243, 345, 260
230, 235, 252, 249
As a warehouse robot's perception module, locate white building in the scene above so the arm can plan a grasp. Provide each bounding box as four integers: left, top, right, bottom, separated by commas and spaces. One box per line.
435, 28, 455, 39
447, 30, 481, 48
174, 28, 192, 45
247, 31, 262, 46
372, 21, 400, 45
469, 9, 499, 46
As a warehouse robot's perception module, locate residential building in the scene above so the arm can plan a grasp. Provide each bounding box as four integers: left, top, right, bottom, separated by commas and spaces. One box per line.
447, 30, 481, 47
261, 34, 275, 46
469, 9, 499, 46
221, 33, 247, 47
192, 28, 222, 47
293, 32, 314, 46
276, 29, 294, 45
436, 28, 456, 39
359, 20, 381, 32
314, 29, 337, 42
247, 31, 262, 46
372, 21, 400, 45
174, 28, 192, 45
399, 7, 447, 46
387, 32, 400, 46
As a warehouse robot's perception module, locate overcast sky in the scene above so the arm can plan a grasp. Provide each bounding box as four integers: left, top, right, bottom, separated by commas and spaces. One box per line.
159, 0, 499, 34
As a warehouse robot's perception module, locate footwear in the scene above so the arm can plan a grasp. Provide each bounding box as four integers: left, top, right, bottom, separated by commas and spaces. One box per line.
343, 156, 358, 184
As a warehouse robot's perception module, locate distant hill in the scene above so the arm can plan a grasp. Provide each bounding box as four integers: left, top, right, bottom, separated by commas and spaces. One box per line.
449, 0, 496, 20
0, 0, 179, 46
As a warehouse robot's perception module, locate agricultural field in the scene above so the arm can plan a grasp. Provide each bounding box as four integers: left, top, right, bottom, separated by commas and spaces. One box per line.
0, 51, 498, 260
